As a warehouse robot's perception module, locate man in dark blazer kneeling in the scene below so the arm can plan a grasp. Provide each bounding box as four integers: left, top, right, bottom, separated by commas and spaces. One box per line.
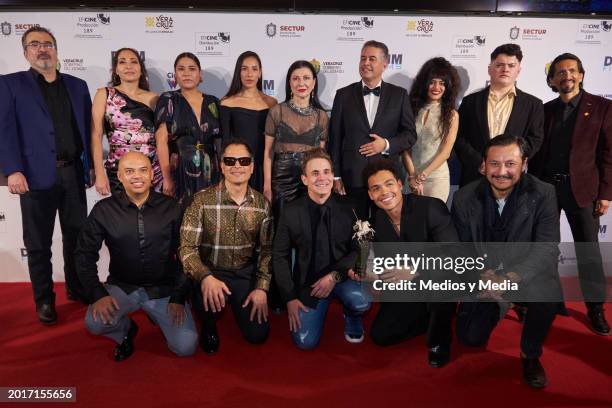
273, 148, 370, 349
364, 158, 458, 368
452, 135, 562, 388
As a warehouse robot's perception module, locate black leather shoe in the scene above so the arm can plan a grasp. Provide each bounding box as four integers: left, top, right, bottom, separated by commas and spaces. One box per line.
428, 344, 450, 368
199, 331, 220, 354
114, 319, 138, 362
587, 309, 610, 336
521, 357, 547, 388
36, 303, 57, 325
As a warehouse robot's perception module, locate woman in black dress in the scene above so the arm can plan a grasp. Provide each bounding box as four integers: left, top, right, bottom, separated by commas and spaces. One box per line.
263, 60, 328, 216
155, 52, 222, 202
220, 51, 277, 192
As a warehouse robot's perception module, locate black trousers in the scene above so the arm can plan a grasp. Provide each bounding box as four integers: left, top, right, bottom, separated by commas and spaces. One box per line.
191, 270, 269, 344
552, 178, 606, 309
456, 301, 558, 358
19, 163, 87, 306
370, 302, 455, 348
345, 186, 372, 221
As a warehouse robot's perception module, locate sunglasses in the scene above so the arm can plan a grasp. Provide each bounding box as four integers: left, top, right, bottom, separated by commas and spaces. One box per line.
223, 156, 252, 166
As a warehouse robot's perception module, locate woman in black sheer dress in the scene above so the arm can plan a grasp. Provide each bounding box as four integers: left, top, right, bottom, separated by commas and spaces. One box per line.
263, 60, 328, 217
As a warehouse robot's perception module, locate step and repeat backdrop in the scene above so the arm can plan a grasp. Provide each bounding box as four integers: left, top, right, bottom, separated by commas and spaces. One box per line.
0, 11, 611, 281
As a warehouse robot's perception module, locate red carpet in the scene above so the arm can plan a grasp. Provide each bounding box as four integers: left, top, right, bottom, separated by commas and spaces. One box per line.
1, 282, 611, 408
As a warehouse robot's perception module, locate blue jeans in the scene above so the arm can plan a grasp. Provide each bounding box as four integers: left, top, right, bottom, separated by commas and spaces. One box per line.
292, 279, 371, 350
85, 284, 198, 357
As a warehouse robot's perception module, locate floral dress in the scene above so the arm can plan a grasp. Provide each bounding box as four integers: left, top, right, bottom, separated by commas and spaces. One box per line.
155, 90, 221, 202
103, 87, 162, 192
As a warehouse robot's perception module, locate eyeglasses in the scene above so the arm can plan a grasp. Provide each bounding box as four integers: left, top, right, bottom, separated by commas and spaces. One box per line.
223, 156, 252, 166
26, 41, 55, 50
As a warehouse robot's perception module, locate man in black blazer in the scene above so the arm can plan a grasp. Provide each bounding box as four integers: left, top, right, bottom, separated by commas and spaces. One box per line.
329, 40, 417, 218
273, 148, 370, 349
455, 43, 544, 186
363, 158, 458, 368
452, 135, 561, 388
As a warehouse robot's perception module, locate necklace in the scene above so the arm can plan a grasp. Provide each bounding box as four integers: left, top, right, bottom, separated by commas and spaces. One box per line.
288, 99, 315, 116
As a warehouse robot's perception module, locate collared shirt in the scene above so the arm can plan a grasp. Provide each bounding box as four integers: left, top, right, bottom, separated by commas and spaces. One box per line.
487, 86, 517, 139
76, 191, 188, 304
179, 181, 274, 290
545, 91, 583, 176
30, 68, 82, 161
360, 79, 390, 156
307, 196, 333, 279
362, 79, 382, 128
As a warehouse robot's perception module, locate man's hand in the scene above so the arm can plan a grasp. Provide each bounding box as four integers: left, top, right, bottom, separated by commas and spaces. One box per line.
242, 289, 268, 324
201, 275, 231, 313
359, 134, 387, 157
333, 179, 346, 195
7, 172, 29, 194
167, 302, 186, 327
310, 273, 336, 298
287, 299, 309, 332
594, 199, 609, 216
92, 295, 120, 325
380, 267, 418, 283
477, 269, 505, 301
347, 268, 361, 281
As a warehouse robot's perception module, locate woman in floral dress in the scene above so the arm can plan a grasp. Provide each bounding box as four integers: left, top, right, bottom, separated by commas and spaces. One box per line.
155, 52, 222, 202
91, 47, 161, 195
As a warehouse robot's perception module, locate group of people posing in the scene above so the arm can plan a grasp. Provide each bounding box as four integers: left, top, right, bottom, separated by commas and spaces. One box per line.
1, 26, 610, 390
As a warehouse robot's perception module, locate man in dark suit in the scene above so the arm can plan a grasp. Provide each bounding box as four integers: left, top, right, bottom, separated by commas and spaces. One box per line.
452, 135, 561, 388
363, 158, 458, 368
273, 148, 370, 349
329, 40, 416, 218
455, 43, 544, 186
0, 27, 92, 324
530, 53, 611, 336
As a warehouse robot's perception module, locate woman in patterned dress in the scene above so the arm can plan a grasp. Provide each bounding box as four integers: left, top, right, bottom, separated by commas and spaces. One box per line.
91, 47, 161, 195
155, 52, 222, 202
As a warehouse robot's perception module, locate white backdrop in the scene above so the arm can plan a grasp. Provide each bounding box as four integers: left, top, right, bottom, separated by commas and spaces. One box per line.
0, 11, 611, 282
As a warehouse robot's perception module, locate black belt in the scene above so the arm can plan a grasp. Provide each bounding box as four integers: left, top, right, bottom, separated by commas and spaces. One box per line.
545, 173, 570, 184
275, 151, 305, 159
56, 159, 74, 168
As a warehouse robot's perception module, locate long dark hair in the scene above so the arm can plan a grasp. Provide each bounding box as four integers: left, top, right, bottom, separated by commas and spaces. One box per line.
284, 60, 323, 110
225, 51, 263, 98
409, 57, 460, 142
110, 47, 150, 91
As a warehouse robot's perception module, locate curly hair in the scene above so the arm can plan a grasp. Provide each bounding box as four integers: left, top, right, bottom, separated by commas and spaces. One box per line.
408, 57, 460, 143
